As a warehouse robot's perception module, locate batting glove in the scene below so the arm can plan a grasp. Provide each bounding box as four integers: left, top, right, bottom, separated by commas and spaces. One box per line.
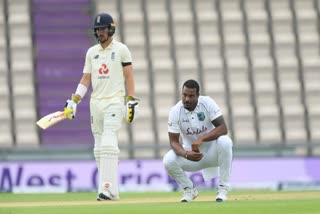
125, 96, 140, 123
64, 94, 80, 119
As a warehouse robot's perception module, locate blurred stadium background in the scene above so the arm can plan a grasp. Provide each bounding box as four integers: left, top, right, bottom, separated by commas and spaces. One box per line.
0, 0, 320, 193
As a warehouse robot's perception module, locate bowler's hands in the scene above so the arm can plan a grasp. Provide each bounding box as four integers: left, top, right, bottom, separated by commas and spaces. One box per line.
186, 150, 203, 161
185, 139, 204, 161
191, 139, 203, 153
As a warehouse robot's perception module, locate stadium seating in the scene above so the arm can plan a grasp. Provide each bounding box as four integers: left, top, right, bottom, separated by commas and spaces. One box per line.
0, 0, 13, 147
8, 0, 39, 147
32, 0, 93, 146
1, 0, 319, 158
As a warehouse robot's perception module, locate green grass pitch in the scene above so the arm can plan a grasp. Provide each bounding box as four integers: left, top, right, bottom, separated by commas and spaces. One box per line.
0, 190, 320, 214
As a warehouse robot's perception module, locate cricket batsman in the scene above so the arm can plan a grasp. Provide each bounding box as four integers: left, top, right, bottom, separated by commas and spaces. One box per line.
64, 13, 139, 200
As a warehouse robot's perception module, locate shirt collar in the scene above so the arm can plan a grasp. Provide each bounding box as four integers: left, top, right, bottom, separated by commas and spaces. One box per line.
184, 102, 200, 114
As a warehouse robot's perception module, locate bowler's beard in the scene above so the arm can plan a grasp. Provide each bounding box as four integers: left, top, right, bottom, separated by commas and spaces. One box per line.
183, 102, 196, 111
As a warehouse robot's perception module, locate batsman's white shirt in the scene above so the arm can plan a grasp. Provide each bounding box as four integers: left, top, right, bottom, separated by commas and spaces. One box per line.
83, 39, 132, 99
168, 96, 222, 152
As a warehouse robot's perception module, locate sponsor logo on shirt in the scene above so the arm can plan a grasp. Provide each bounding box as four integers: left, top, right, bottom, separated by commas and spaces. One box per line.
186, 126, 208, 135
111, 52, 115, 60
94, 55, 99, 59
98, 63, 110, 79
98, 76, 110, 79
99, 64, 109, 74
182, 118, 189, 123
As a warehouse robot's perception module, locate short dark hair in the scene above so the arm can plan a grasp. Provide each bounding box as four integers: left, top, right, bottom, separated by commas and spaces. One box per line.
182, 79, 200, 94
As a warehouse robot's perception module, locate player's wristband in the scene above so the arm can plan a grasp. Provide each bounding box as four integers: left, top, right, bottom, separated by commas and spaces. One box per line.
72, 94, 81, 104
75, 83, 87, 99
185, 151, 188, 159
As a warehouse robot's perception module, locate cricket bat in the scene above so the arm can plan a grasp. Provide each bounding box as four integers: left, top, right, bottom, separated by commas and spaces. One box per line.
36, 109, 72, 130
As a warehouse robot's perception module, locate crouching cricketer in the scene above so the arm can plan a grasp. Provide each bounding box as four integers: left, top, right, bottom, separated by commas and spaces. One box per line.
163, 79, 233, 202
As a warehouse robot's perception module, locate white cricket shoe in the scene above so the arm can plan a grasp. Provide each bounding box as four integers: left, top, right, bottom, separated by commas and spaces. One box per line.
96, 191, 112, 201
96, 191, 120, 201
180, 187, 198, 202
215, 189, 228, 202
97, 181, 119, 201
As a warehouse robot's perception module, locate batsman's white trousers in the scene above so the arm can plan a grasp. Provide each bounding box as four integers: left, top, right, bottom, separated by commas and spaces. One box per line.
90, 97, 125, 198
90, 97, 125, 158
163, 135, 233, 190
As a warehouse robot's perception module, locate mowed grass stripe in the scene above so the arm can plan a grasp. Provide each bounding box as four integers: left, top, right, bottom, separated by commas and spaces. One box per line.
0, 190, 320, 207
0, 198, 320, 214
